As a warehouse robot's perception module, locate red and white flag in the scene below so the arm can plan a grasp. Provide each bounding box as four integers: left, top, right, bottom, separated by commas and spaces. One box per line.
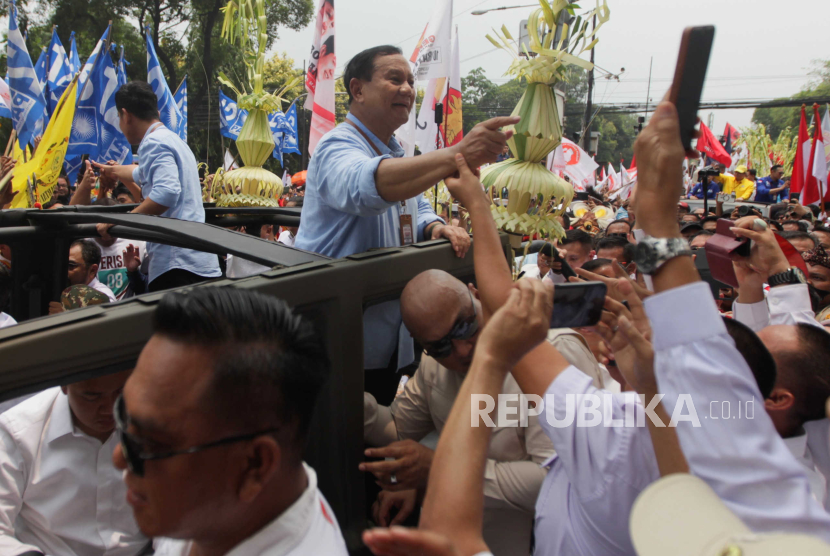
397, 0, 453, 156
802, 104, 829, 207
304, 0, 336, 157
546, 138, 599, 191
415, 24, 462, 154
790, 106, 811, 195
606, 163, 619, 191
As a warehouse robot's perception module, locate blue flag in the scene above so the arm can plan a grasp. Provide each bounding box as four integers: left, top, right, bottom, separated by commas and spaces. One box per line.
219, 90, 247, 140
34, 47, 47, 92
173, 76, 187, 142
116, 45, 128, 87
93, 49, 133, 165
7, 0, 47, 148
145, 28, 185, 141
281, 103, 301, 155
65, 26, 109, 183
69, 32, 81, 76
46, 29, 72, 116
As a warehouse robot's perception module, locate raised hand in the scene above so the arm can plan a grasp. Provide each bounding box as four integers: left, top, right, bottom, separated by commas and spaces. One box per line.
444, 153, 487, 208
594, 280, 655, 394
477, 278, 553, 370
631, 101, 686, 239
123, 244, 141, 273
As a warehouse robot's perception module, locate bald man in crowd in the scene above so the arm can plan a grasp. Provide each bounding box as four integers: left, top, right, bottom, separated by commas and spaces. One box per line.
362, 269, 605, 556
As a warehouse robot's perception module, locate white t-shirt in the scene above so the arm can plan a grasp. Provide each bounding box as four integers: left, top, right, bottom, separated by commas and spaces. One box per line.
277, 230, 295, 247
94, 239, 148, 300
87, 277, 117, 302
153, 463, 347, 556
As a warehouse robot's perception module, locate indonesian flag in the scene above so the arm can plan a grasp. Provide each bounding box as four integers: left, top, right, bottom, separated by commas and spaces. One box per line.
791, 106, 811, 194
304, 0, 336, 157
802, 104, 829, 207
600, 166, 606, 181
629, 155, 636, 169
695, 122, 731, 166
546, 138, 599, 191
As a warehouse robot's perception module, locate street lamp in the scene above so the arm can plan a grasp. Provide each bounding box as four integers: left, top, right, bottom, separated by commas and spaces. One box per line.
471, 4, 537, 15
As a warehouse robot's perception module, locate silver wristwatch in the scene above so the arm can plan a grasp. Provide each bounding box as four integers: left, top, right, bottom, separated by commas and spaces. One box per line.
633, 237, 693, 275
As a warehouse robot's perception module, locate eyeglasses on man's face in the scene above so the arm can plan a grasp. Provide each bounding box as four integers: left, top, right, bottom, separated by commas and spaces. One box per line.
421, 288, 479, 359
114, 395, 279, 477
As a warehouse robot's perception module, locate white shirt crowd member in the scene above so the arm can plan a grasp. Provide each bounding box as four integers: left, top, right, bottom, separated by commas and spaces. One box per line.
87, 277, 117, 302
93, 239, 148, 300
733, 282, 830, 508
533, 280, 830, 556
277, 229, 296, 247
153, 464, 347, 556
648, 281, 830, 541
0, 388, 147, 556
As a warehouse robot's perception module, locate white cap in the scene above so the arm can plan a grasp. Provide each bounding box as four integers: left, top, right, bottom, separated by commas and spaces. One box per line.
630, 474, 830, 556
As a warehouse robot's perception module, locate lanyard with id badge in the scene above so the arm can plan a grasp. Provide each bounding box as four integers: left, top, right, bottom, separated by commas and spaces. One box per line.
345, 119, 414, 246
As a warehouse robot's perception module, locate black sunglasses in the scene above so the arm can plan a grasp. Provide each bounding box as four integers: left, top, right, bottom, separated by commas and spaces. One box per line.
114, 395, 279, 477
421, 289, 479, 359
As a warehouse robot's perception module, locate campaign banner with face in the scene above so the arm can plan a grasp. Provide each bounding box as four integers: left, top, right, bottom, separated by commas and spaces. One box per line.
304, 0, 336, 156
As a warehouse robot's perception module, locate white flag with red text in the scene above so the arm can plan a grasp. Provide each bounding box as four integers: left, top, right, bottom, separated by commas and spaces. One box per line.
396, 0, 453, 157
415, 26, 462, 154
304, 0, 336, 157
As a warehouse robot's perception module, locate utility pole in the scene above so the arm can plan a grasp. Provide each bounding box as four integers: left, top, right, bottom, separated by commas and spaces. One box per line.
581, 14, 596, 152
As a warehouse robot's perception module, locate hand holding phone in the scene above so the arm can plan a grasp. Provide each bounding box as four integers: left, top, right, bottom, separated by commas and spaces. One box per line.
668, 26, 715, 153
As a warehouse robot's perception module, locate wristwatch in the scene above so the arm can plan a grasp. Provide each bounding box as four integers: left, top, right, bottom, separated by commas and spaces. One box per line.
633, 237, 693, 275
767, 267, 806, 287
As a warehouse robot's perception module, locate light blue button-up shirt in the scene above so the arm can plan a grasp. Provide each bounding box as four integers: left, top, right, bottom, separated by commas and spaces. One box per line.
131, 125, 222, 284
295, 113, 443, 370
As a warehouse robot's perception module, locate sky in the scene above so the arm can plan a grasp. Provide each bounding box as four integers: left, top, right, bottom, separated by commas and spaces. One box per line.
271, 0, 826, 139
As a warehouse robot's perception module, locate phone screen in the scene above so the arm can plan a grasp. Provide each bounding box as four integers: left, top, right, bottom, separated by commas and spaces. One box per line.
550, 281, 607, 329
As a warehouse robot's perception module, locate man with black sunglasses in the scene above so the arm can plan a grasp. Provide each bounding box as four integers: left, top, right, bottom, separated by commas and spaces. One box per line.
112, 288, 347, 556
362, 268, 606, 555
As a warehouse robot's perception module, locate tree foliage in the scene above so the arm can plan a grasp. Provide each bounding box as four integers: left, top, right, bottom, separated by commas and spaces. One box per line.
752, 59, 830, 140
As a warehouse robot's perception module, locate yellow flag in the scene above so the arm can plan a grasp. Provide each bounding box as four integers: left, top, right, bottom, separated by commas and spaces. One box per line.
11, 75, 78, 208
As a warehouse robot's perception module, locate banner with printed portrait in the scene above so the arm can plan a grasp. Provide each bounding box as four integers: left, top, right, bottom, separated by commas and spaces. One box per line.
304, 0, 336, 156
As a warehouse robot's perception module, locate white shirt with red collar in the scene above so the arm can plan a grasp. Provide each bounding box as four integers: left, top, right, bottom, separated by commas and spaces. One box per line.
154, 463, 347, 556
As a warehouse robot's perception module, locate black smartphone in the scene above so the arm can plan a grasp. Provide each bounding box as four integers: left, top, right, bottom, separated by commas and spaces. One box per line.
551, 281, 607, 328
78, 154, 90, 180
551, 246, 577, 280
668, 26, 715, 151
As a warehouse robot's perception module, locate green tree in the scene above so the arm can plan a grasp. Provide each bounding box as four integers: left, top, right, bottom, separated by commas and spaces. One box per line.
459, 68, 524, 136
752, 59, 830, 140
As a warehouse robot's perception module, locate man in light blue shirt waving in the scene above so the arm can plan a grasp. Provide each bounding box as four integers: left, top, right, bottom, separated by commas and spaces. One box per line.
95, 81, 221, 291
295, 45, 517, 394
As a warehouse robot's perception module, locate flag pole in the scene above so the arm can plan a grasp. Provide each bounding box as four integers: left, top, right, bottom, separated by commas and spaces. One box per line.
4, 130, 18, 158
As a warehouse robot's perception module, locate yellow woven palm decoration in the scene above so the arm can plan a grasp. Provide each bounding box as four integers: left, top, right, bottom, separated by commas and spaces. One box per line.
481, 0, 609, 241
213, 0, 301, 207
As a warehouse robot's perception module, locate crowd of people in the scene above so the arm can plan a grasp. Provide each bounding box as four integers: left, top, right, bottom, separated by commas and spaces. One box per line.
0, 43, 828, 556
